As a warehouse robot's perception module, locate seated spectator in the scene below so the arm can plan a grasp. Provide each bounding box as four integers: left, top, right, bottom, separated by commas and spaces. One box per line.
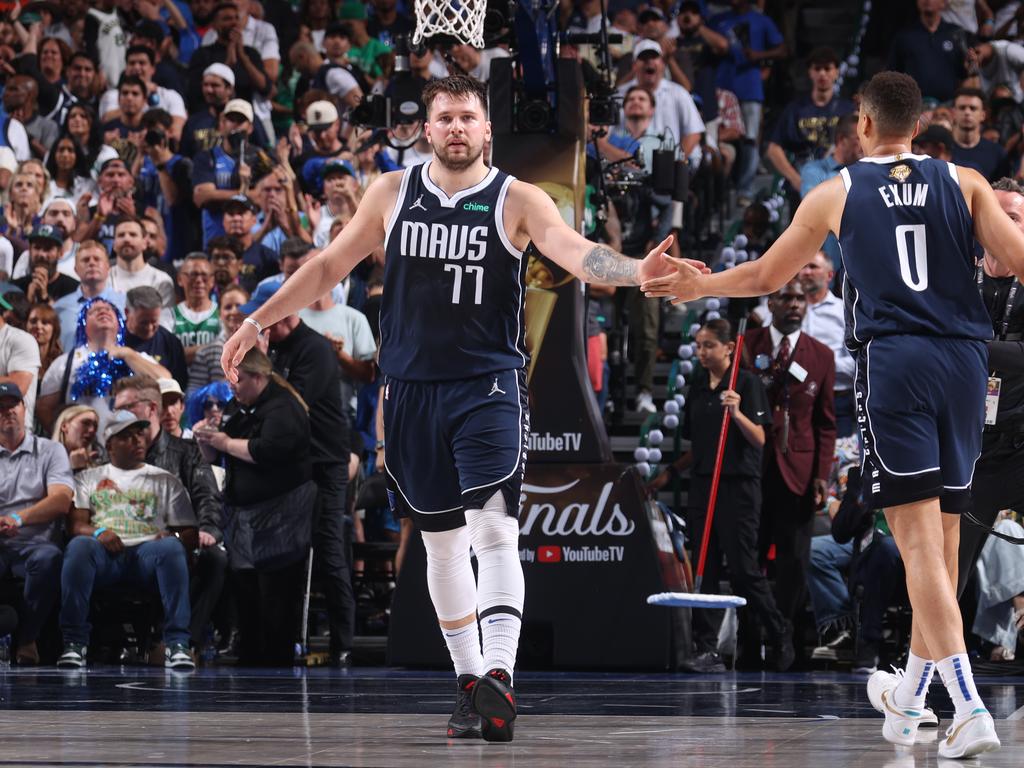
62, 103, 107, 172
78, 158, 143, 251
192, 100, 263, 246
111, 375, 226, 652
290, 40, 363, 110
208, 235, 254, 294
26, 303, 62, 379
171, 254, 220, 365
45, 135, 96, 205
951, 87, 1010, 182
5, 170, 46, 250
181, 64, 235, 160
367, 0, 415, 45
0, 382, 74, 665
187, 284, 248, 396
186, 381, 233, 433
222, 194, 281, 283
58, 409, 198, 670
294, 101, 348, 194
107, 218, 175, 307
338, 1, 389, 84
52, 240, 126, 352
0, 298, 41, 432
11, 224, 79, 304
311, 159, 359, 247
52, 405, 103, 473
250, 235, 344, 308
124, 286, 189, 388
195, 348, 315, 666
3, 74, 58, 160
37, 297, 172, 432
253, 168, 310, 252
972, 513, 1024, 662
0, 79, 32, 162
101, 74, 148, 146
969, 38, 1024, 104
159, 378, 190, 439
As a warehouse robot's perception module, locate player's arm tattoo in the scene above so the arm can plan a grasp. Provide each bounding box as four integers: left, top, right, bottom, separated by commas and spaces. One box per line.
581, 245, 639, 286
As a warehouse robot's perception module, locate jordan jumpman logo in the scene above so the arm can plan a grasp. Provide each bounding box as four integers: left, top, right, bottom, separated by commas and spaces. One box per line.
488, 377, 506, 397
409, 194, 427, 211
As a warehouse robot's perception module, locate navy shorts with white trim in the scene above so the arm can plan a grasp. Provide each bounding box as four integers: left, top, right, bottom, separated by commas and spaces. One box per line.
855, 335, 986, 513
383, 368, 529, 532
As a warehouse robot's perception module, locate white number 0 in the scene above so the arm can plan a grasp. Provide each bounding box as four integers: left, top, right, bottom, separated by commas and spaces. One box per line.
443, 264, 484, 305
895, 224, 929, 292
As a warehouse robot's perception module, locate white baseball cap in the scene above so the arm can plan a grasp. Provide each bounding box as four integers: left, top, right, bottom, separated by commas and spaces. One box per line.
223, 98, 254, 123
306, 100, 340, 129
203, 63, 236, 88
634, 38, 663, 58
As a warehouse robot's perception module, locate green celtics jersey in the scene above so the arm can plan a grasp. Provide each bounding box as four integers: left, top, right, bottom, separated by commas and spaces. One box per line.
172, 304, 221, 349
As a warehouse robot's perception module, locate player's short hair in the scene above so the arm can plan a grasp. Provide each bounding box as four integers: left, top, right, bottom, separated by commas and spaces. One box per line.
861, 71, 922, 138
422, 74, 489, 119
992, 177, 1024, 195
807, 46, 839, 68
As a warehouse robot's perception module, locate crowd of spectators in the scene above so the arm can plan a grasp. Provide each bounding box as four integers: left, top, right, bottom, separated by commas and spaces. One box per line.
0, 0, 1022, 671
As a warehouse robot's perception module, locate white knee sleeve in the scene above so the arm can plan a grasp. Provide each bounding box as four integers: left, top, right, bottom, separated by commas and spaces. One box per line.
420, 526, 476, 622
466, 491, 524, 615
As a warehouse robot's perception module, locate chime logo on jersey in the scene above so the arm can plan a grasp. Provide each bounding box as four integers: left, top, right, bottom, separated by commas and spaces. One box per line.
399, 221, 488, 261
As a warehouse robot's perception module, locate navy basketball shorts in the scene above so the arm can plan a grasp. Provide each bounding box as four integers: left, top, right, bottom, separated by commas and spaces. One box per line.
382, 368, 529, 532
854, 335, 986, 513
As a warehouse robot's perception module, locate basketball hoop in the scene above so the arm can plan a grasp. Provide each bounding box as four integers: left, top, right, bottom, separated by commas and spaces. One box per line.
413, 0, 487, 49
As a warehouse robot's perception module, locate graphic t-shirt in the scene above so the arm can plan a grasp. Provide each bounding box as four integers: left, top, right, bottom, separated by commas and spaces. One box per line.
74, 463, 196, 546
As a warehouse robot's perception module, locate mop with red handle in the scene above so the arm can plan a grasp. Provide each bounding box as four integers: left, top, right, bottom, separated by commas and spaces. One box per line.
648, 318, 749, 609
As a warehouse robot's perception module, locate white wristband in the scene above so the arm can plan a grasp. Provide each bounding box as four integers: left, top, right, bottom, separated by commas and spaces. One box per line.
243, 317, 263, 334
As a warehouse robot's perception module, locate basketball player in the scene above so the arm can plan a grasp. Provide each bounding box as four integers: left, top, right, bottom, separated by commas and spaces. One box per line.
641, 72, 1024, 759
221, 75, 694, 742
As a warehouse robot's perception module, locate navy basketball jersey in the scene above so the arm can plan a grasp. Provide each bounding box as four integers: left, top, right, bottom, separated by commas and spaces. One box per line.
837, 154, 992, 350
379, 162, 528, 381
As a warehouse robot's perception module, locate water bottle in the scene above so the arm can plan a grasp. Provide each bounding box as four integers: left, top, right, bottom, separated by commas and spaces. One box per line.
0, 634, 11, 669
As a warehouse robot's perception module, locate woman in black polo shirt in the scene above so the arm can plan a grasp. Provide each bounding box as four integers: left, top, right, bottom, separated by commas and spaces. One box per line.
652, 318, 790, 672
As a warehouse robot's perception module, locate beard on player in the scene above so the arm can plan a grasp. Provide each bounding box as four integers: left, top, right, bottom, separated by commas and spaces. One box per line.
432, 134, 484, 172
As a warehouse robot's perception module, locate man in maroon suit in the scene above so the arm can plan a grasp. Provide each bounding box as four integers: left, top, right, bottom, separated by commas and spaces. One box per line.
746, 279, 837, 631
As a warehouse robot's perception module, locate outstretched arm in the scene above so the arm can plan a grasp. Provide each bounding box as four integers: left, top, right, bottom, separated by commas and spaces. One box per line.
963, 166, 1024, 281
221, 172, 400, 382
512, 182, 696, 286
641, 176, 844, 302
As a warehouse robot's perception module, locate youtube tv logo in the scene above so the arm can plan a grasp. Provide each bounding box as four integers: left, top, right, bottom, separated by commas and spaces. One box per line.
537, 545, 562, 563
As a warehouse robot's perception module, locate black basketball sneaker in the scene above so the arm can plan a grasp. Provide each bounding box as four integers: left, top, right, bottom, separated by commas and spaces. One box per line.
471, 668, 517, 742
447, 674, 482, 739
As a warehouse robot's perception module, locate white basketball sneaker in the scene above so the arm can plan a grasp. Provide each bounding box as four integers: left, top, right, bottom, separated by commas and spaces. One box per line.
937, 708, 1001, 759
867, 668, 935, 746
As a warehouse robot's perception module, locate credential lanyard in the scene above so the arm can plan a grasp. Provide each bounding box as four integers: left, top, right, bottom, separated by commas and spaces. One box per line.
977, 265, 1019, 340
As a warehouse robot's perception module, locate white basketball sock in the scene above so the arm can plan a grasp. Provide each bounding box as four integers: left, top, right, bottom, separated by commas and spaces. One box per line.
894, 652, 934, 709
936, 653, 986, 719
467, 492, 524, 682
441, 621, 484, 678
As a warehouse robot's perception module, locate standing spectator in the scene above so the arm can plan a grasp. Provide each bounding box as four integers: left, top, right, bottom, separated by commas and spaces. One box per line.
266, 298, 356, 667
5, 171, 45, 248
45, 135, 96, 204
796, 252, 856, 437
888, 0, 969, 104
0, 295, 41, 432
62, 104, 105, 171
765, 48, 855, 195
124, 286, 190, 388
969, 38, 1024, 103
171, 254, 220, 363
26, 303, 62, 379
62, 54, 102, 121
37, 298, 172, 432
951, 87, 1010, 181
107, 218, 175, 307
253, 168, 309, 251
98, 45, 188, 141
0, 87, 32, 162
181, 64, 235, 159
290, 40, 363, 109
100, 75, 148, 144
194, 347, 314, 667
111, 376, 226, 650
192, 100, 260, 245
672, 2, 727, 132
710, 0, 786, 205
311, 160, 359, 247
78, 158, 142, 251
84, 0, 128, 88
187, 284, 248, 395
448, 44, 509, 84
12, 225, 79, 304
0, 382, 74, 666
294, 101, 348, 194
138, 110, 196, 265
744, 281, 835, 638
338, 0, 389, 83
187, 2, 270, 113
617, 39, 704, 164
221, 195, 281, 283
367, 0, 414, 48
58, 409, 197, 670
52, 241, 126, 352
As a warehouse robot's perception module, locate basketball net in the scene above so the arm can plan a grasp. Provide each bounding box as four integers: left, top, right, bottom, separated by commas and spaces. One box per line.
413, 0, 487, 49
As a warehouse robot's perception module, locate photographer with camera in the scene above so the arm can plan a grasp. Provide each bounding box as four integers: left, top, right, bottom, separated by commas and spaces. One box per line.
137, 109, 195, 264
